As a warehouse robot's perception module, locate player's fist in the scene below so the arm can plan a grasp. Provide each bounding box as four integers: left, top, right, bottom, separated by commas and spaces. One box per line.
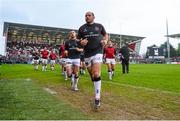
64, 50, 68, 56
80, 38, 88, 46
101, 40, 107, 46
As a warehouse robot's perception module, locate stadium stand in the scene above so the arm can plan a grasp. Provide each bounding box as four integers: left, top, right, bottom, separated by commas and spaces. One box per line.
2, 22, 145, 64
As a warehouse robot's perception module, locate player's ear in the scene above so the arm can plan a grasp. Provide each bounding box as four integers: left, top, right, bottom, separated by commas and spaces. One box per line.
92, 12, 95, 19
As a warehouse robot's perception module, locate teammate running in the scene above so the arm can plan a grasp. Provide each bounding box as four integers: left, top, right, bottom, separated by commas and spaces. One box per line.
65, 31, 83, 91
41, 47, 49, 71
59, 42, 68, 80
49, 49, 57, 71
33, 48, 40, 70
103, 41, 116, 80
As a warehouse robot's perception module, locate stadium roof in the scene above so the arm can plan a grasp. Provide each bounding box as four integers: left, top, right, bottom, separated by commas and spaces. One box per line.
167, 33, 180, 39
3, 22, 145, 45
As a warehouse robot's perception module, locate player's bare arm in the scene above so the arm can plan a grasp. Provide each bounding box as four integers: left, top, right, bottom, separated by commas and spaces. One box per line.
80, 38, 88, 46
101, 33, 109, 46
76, 48, 84, 52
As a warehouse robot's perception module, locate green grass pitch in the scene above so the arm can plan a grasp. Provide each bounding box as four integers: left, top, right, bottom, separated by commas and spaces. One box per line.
0, 64, 180, 119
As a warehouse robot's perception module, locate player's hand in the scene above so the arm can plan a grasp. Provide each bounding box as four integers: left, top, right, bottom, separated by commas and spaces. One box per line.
101, 40, 107, 46
80, 38, 88, 46
76, 48, 83, 52
64, 51, 68, 56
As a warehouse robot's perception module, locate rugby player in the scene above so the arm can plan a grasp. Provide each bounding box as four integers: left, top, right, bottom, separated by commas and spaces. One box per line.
78, 11, 108, 108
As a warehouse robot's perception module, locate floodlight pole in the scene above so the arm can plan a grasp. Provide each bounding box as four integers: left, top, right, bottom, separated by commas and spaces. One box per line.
119, 23, 122, 48
4, 23, 9, 57
166, 19, 170, 64
119, 34, 122, 48
108, 21, 111, 41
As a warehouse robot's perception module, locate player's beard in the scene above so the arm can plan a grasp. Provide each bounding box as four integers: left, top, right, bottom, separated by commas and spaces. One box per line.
86, 19, 94, 25
71, 36, 76, 40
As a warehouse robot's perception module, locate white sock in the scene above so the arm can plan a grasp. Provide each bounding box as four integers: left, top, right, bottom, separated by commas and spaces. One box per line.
71, 75, 75, 87
51, 66, 54, 70
35, 65, 38, 70
108, 71, 111, 76
94, 80, 101, 99
74, 77, 79, 88
42, 66, 44, 71
109, 71, 112, 79
64, 71, 67, 79
72, 74, 75, 81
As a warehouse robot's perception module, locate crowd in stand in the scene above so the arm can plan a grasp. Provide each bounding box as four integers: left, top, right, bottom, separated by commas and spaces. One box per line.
1, 39, 60, 64
1, 39, 180, 65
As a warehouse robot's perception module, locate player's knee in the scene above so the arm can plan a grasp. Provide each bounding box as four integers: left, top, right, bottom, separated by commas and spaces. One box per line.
68, 74, 72, 78
93, 76, 101, 82
75, 74, 79, 79
93, 72, 100, 79
63, 68, 66, 71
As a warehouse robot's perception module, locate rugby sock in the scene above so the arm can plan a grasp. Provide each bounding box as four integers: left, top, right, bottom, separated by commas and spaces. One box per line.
80, 67, 82, 74
45, 66, 47, 71
108, 70, 111, 75
72, 74, 75, 81
94, 77, 101, 99
63, 67, 66, 75
64, 71, 67, 80
108, 70, 112, 80
35, 65, 38, 70
112, 69, 114, 76
71, 74, 75, 86
74, 75, 79, 89
42, 66, 44, 71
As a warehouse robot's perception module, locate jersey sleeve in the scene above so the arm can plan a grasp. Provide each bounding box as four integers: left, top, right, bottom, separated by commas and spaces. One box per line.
100, 24, 107, 36
77, 41, 83, 49
77, 26, 84, 39
65, 41, 69, 51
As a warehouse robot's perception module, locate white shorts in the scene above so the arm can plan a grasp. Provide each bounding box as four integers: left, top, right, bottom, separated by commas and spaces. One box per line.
50, 60, 56, 65
42, 58, 48, 64
66, 58, 80, 67
85, 54, 103, 67
106, 58, 116, 65
33, 59, 39, 64
59, 58, 67, 65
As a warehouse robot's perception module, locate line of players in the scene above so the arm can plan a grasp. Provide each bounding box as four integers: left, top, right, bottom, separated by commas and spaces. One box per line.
32, 31, 116, 91
32, 47, 57, 71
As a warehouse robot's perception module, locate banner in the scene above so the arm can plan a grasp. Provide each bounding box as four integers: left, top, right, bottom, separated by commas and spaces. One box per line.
128, 40, 142, 54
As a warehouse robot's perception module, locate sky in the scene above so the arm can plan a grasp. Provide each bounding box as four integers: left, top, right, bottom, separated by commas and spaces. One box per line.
0, 0, 180, 55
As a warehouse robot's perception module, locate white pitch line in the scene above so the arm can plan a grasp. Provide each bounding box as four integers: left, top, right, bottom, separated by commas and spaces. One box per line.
103, 81, 180, 95
43, 87, 57, 95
